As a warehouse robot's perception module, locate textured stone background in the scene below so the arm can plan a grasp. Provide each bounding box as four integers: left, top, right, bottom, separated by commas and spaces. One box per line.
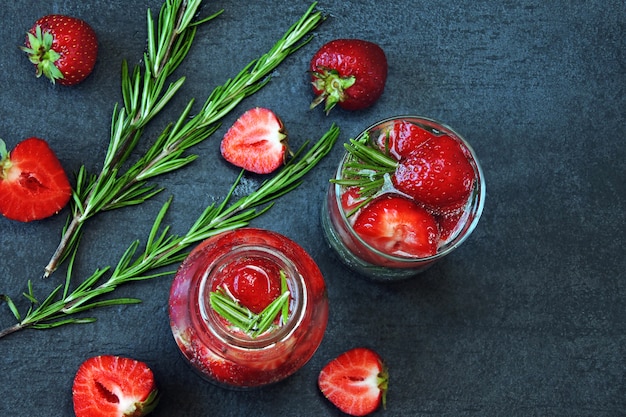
0, 0, 624, 416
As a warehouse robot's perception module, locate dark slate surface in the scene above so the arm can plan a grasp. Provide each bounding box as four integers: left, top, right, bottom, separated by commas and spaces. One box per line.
1, 1, 624, 416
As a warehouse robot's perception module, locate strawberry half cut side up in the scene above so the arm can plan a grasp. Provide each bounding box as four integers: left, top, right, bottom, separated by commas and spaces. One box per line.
220, 107, 289, 174
318, 347, 389, 416
0, 137, 71, 222
72, 355, 159, 417
353, 193, 440, 258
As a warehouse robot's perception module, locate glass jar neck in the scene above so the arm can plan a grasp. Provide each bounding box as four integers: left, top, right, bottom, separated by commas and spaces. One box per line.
195, 244, 305, 350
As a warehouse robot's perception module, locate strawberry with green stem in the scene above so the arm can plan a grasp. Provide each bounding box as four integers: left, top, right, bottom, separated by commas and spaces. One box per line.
310, 39, 387, 114
21, 14, 98, 85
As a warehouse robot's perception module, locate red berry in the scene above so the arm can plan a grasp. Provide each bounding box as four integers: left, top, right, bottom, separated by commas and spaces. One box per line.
376, 119, 436, 160
72, 355, 159, 417
22, 15, 98, 86
318, 347, 388, 416
437, 209, 466, 242
220, 107, 288, 174
0, 137, 71, 222
310, 39, 387, 114
213, 257, 283, 314
353, 193, 440, 258
392, 135, 476, 213
341, 186, 366, 213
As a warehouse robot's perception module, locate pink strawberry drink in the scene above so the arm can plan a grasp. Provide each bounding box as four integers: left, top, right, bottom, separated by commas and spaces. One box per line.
169, 228, 328, 388
321, 116, 485, 281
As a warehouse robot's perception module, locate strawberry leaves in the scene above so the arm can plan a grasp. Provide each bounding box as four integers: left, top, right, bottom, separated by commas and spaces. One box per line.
21, 15, 98, 85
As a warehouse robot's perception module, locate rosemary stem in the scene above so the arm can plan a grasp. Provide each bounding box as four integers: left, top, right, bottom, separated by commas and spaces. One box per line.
1, 1, 330, 340
44, 217, 84, 277
41, 2, 324, 278
0, 323, 23, 339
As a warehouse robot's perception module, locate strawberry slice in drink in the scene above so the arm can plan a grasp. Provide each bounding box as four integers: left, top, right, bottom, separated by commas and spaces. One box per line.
212, 257, 283, 315
376, 119, 436, 160
352, 193, 440, 258
392, 134, 476, 214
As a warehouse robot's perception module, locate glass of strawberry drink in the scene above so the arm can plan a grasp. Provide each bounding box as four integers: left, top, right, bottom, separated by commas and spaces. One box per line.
321, 116, 485, 281
169, 228, 328, 389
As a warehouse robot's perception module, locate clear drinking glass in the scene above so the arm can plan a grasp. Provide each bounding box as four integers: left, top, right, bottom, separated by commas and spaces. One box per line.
169, 228, 329, 388
321, 116, 485, 281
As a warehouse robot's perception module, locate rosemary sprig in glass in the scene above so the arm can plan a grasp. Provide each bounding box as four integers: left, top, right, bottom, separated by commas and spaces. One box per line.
44, 1, 326, 277
0, 124, 340, 339
331, 132, 398, 217
210, 270, 290, 337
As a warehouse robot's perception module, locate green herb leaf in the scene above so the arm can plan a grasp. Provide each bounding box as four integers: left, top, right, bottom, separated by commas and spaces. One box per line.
43, 1, 326, 278
330, 132, 399, 217
210, 270, 291, 338
0, 123, 339, 340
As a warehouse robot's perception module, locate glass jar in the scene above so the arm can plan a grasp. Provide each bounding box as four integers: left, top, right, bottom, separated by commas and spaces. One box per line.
321, 116, 485, 281
169, 228, 328, 389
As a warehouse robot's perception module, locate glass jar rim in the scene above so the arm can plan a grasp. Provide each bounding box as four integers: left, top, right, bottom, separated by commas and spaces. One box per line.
196, 244, 306, 349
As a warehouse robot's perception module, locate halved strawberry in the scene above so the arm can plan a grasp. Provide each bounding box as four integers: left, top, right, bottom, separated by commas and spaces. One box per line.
220, 107, 288, 174
72, 355, 159, 417
376, 119, 436, 160
353, 193, 439, 258
392, 134, 476, 213
318, 347, 388, 417
0, 137, 71, 222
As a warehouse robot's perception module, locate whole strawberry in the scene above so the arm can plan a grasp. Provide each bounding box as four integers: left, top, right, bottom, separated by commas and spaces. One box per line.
21, 14, 98, 85
310, 39, 387, 114
392, 135, 476, 213
72, 355, 159, 417
0, 137, 71, 222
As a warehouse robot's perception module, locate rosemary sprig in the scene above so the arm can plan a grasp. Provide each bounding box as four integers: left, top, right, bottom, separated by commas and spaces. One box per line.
0, 124, 340, 339
331, 132, 398, 216
44, 1, 326, 277
210, 270, 290, 337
